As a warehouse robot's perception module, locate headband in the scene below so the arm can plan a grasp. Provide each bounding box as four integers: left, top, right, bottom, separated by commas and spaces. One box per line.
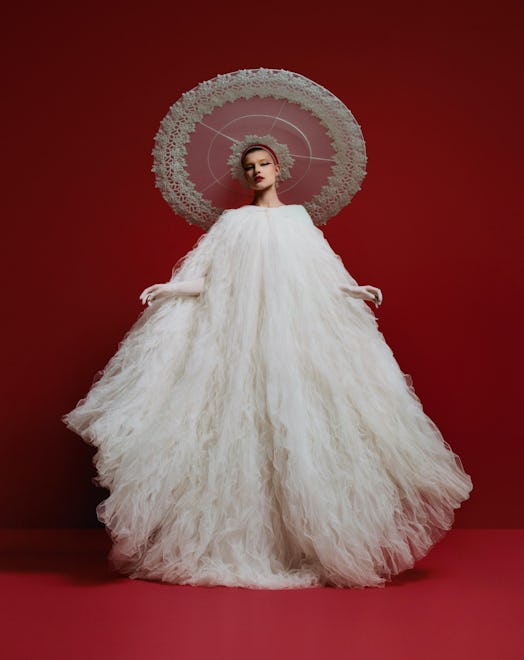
241, 143, 280, 166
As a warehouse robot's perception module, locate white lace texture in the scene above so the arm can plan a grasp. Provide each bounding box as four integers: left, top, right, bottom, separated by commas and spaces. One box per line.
152, 68, 367, 229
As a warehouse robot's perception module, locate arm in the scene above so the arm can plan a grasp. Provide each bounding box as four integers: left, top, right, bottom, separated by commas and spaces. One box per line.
139, 276, 206, 306
340, 283, 383, 308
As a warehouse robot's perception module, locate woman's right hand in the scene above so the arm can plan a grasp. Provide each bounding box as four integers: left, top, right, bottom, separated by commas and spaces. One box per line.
140, 283, 175, 306
139, 277, 206, 306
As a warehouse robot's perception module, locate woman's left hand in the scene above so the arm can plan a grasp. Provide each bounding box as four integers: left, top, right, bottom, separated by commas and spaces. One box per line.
340, 284, 383, 308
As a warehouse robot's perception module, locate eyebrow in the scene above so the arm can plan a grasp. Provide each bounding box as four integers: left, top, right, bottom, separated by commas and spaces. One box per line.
244, 157, 271, 165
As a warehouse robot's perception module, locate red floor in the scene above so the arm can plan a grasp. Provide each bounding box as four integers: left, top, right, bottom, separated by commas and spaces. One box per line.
1, 529, 522, 660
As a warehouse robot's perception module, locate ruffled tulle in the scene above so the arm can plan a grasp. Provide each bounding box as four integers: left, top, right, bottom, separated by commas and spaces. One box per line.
63, 204, 473, 589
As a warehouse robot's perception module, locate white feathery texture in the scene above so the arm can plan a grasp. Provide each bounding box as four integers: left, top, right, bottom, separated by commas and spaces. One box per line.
63, 205, 473, 589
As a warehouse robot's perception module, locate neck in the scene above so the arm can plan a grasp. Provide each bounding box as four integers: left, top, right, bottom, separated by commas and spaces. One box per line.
250, 187, 283, 208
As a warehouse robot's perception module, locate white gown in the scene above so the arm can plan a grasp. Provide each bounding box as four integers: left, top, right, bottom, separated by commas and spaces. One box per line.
63, 204, 473, 589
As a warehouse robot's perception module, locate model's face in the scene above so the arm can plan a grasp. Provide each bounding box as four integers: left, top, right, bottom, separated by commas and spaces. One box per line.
242, 149, 281, 190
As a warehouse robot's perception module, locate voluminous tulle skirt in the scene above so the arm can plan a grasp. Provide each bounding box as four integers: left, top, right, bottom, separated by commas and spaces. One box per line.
63, 204, 473, 588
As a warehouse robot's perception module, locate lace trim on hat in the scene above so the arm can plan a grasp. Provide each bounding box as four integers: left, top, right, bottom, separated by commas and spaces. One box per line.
152, 68, 367, 229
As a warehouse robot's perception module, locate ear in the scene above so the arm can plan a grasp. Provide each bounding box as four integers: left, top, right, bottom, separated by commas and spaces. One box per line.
275, 163, 281, 177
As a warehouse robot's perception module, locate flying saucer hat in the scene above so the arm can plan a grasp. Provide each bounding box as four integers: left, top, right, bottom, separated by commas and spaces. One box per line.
152, 68, 367, 228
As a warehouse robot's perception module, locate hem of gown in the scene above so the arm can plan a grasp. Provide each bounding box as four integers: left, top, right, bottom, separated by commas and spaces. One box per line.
115, 560, 389, 590
93, 479, 469, 590
101, 526, 456, 590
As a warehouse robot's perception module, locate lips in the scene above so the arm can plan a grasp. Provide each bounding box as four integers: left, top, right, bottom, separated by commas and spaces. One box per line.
255, 176, 264, 182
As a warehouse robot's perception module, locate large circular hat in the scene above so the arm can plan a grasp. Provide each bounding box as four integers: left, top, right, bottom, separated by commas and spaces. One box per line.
152, 68, 367, 228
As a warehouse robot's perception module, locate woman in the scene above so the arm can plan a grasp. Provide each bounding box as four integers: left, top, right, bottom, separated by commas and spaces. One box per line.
63, 143, 472, 589
141, 145, 382, 307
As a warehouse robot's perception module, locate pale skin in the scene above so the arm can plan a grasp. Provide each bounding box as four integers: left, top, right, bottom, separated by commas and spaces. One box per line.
139, 148, 382, 308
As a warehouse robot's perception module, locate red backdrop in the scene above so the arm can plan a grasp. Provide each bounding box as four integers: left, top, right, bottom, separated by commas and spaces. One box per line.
2, 1, 522, 527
